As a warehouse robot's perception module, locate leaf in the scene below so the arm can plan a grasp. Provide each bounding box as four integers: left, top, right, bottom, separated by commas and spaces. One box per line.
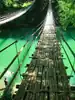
56, 0, 75, 29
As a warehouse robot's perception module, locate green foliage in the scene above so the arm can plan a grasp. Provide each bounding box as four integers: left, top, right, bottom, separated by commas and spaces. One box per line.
3, 0, 13, 7
3, 0, 32, 8
57, 0, 75, 29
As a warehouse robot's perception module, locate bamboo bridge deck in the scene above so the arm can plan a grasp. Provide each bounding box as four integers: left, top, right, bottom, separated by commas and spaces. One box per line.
14, 24, 70, 100
13, 1, 70, 99
0, 0, 72, 100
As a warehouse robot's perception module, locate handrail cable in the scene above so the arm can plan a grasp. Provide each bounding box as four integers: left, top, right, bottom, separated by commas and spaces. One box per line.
0, 40, 17, 53
66, 32, 75, 72
1, 27, 43, 100
7, 27, 43, 89
0, 18, 45, 53
60, 31, 75, 59
67, 33, 75, 41
61, 42, 75, 73
0, 31, 31, 53
58, 31, 75, 73
0, 22, 43, 79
